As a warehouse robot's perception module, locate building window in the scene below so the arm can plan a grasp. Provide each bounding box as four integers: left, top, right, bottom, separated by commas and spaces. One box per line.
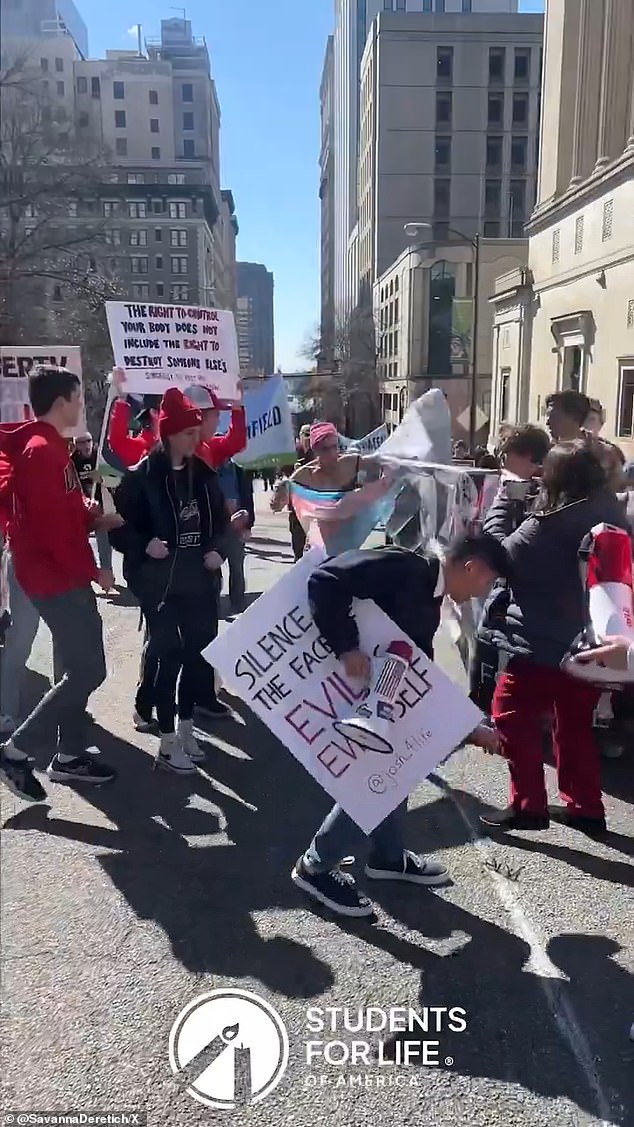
150, 118, 159, 133
628, 299, 634, 329
156, 255, 163, 269
514, 48, 530, 83
602, 198, 614, 241
462, 0, 472, 10
617, 366, 634, 438
115, 110, 126, 128
435, 136, 451, 170
486, 136, 503, 170
105, 229, 121, 246
156, 282, 165, 297
115, 137, 127, 156
56, 80, 64, 96
511, 136, 527, 172
151, 147, 161, 160
91, 76, 100, 98
127, 173, 145, 184
488, 94, 503, 126
552, 228, 560, 263
182, 83, 193, 102
170, 229, 188, 247
485, 179, 501, 216
183, 111, 194, 130
171, 284, 189, 301
168, 173, 186, 185
484, 220, 500, 237
512, 93, 529, 125
67, 201, 77, 218
436, 91, 452, 126
500, 368, 511, 421
437, 47, 453, 82
131, 257, 149, 274
55, 57, 64, 73
155, 228, 163, 242
113, 81, 125, 99
129, 201, 147, 218
171, 256, 189, 275
509, 179, 526, 220
436, 0, 445, 10
41, 57, 49, 72
78, 110, 89, 127
169, 201, 187, 219
132, 284, 149, 300
183, 139, 195, 158
574, 215, 584, 255
152, 199, 163, 214
489, 47, 505, 84
76, 76, 87, 93
434, 178, 451, 217
102, 201, 117, 217
53, 285, 63, 302
129, 230, 148, 246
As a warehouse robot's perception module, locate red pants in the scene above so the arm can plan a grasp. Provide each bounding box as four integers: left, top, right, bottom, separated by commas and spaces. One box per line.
492, 657, 604, 819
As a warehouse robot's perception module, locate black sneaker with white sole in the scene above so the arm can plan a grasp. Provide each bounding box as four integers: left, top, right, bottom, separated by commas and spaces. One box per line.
46, 755, 117, 785
291, 856, 374, 917
365, 850, 450, 886
0, 747, 47, 803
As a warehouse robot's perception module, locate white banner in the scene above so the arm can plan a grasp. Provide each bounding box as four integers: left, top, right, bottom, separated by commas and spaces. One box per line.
204, 550, 482, 834
339, 423, 388, 456
219, 375, 295, 470
0, 346, 83, 426
105, 300, 240, 400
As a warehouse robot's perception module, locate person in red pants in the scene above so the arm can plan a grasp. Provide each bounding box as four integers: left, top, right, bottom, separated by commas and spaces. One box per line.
478, 440, 628, 835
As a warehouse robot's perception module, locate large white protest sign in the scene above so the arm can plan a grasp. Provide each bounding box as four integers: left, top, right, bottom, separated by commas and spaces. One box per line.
218, 374, 295, 470
105, 300, 240, 400
339, 423, 388, 456
0, 346, 83, 426
204, 550, 482, 834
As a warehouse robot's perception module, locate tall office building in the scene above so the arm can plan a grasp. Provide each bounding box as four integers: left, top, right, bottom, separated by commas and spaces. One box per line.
329, 0, 521, 318
236, 262, 275, 374
358, 10, 543, 292
1, 0, 88, 57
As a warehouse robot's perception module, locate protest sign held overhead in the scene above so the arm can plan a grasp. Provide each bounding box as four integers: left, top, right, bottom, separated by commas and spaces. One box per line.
339, 423, 388, 456
0, 346, 83, 427
218, 374, 295, 470
105, 300, 240, 401
204, 550, 482, 835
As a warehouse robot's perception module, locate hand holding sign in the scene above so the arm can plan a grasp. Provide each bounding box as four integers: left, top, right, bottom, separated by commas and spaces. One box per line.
341, 650, 371, 683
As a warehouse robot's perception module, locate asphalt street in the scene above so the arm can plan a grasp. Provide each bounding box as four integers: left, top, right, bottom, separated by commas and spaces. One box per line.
1, 486, 633, 1127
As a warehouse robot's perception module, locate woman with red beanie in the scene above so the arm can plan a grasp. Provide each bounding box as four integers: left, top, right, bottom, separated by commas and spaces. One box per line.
112, 388, 229, 773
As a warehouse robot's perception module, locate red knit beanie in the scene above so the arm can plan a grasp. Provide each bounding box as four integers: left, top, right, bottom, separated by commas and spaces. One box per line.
159, 387, 202, 440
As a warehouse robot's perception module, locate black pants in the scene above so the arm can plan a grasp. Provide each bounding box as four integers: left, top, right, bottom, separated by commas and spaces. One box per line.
142, 592, 218, 734
468, 637, 501, 718
289, 511, 306, 562
135, 615, 219, 720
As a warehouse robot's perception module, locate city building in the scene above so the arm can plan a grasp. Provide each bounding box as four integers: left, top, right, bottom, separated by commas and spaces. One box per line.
2, 0, 88, 57
329, 0, 522, 320
357, 9, 543, 297
490, 0, 634, 456
320, 35, 335, 360
214, 189, 239, 313
374, 237, 529, 436
236, 262, 275, 375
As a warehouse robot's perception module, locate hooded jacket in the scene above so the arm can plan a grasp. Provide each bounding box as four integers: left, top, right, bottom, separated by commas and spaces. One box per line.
107, 399, 248, 470
0, 421, 98, 598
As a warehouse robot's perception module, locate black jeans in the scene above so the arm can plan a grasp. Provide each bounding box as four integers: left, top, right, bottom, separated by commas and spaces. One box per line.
289, 511, 306, 562
143, 591, 218, 734
12, 586, 106, 757
135, 617, 219, 719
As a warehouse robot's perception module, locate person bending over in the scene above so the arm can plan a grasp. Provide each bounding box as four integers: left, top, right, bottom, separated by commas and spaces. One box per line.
291, 534, 507, 919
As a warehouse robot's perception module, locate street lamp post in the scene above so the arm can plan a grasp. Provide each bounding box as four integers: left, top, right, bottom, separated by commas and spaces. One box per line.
404, 222, 481, 451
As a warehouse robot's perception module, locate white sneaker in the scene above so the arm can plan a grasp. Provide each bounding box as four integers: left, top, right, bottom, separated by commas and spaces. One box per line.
0, 715, 17, 737
177, 718, 205, 763
155, 733, 196, 774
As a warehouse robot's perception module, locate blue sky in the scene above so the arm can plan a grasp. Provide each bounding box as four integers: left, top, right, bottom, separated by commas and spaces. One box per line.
89, 0, 545, 372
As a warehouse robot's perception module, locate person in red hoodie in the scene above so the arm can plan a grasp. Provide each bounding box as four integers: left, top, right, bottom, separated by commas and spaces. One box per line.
107, 367, 247, 471
0, 366, 121, 803
108, 367, 248, 727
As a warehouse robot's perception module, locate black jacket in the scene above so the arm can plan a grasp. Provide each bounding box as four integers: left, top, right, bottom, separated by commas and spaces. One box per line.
478, 490, 628, 667
235, 463, 255, 527
111, 448, 229, 607
308, 547, 442, 660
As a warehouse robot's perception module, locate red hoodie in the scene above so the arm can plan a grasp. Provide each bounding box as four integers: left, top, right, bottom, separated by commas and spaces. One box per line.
107, 398, 248, 470
0, 421, 98, 598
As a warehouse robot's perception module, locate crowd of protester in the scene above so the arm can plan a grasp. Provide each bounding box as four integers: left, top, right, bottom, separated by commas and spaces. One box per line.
0, 372, 632, 928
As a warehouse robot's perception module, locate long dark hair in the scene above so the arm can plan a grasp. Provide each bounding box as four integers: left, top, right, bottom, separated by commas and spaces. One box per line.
537, 440, 607, 512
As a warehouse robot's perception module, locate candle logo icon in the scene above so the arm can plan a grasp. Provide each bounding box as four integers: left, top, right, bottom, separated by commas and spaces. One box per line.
169, 988, 289, 1109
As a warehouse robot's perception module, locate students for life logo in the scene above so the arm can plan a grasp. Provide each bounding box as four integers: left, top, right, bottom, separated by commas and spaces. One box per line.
168, 989, 289, 1110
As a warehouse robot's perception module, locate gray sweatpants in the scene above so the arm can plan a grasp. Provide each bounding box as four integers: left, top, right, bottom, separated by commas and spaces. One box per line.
11, 586, 106, 758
